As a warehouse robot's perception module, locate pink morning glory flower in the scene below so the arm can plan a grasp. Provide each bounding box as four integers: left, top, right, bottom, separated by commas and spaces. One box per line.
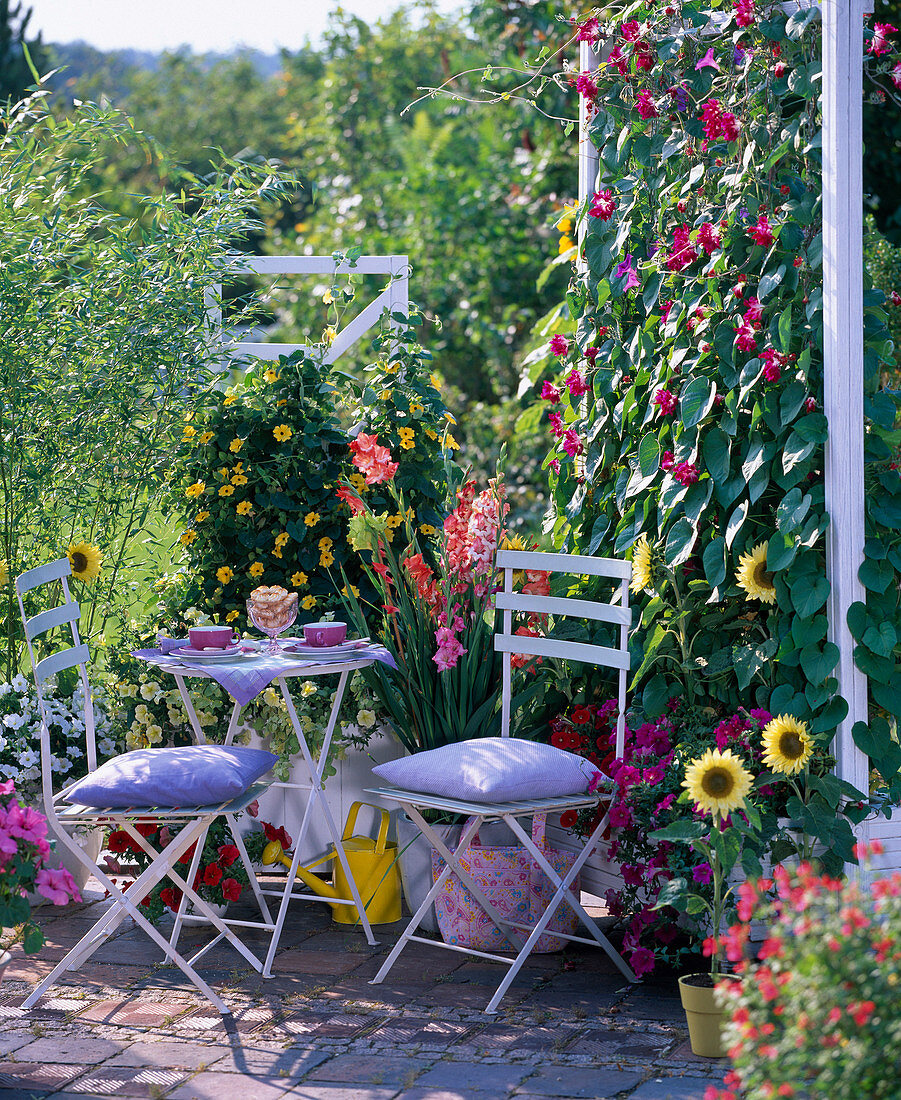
615, 255, 640, 291
695, 48, 720, 71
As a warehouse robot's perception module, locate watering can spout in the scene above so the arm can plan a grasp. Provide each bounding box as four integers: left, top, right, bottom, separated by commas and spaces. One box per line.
261, 840, 342, 900
260, 802, 402, 924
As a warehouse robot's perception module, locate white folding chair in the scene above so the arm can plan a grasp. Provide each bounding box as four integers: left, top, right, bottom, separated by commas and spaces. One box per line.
16, 558, 272, 1015
369, 550, 638, 1013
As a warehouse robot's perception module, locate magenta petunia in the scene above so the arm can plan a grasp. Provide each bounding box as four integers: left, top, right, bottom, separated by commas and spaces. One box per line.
673, 461, 700, 486
692, 862, 713, 884
589, 188, 617, 221
564, 369, 589, 398
695, 48, 720, 71
629, 946, 657, 976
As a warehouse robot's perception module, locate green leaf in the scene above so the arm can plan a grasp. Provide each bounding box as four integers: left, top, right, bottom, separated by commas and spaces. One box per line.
767, 533, 797, 571
799, 642, 840, 684
726, 500, 748, 548
790, 573, 829, 617
734, 640, 777, 691
777, 304, 793, 353
651, 821, 705, 842
862, 620, 897, 657
782, 430, 816, 473
638, 433, 661, 477
758, 264, 786, 299
859, 557, 895, 593
703, 537, 727, 588
702, 428, 731, 482
680, 376, 715, 429
665, 517, 696, 566
780, 381, 808, 425
642, 673, 674, 716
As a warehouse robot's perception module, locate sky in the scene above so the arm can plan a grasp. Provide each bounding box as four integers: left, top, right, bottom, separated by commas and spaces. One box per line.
25, 0, 464, 54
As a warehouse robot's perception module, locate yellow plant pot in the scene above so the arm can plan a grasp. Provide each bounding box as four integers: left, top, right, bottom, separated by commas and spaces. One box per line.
678, 974, 727, 1058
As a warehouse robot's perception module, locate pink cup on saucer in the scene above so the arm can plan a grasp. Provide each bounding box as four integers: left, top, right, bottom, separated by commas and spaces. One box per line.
188, 625, 236, 650
303, 621, 347, 647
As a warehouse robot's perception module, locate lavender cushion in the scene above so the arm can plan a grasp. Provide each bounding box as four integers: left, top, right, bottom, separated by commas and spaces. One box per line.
371, 738, 602, 803
63, 745, 277, 808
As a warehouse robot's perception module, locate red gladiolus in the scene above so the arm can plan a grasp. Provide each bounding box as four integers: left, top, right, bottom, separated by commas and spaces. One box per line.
335, 485, 366, 514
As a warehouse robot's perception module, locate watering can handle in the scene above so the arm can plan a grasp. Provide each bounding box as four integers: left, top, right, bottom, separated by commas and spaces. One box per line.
343, 801, 391, 854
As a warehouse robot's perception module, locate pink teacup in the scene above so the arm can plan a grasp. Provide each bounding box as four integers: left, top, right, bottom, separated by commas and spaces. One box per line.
188, 625, 236, 650
303, 621, 347, 647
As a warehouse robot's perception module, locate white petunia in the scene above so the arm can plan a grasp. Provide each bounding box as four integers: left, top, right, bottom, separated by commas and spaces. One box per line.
3, 713, 25, 731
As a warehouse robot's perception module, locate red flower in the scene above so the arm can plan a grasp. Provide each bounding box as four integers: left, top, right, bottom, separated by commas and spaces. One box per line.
589, 188, 617, 221
221, 877, 242, 902
660, 450, 675, 472
159, 887, 182, 912
571, 706, 592, 726
673, 461, 699, 486
549, 334, 569, 357
575, 72, 598, 100
748, 214, 775, 248
217, 844, 240, 868
262, 822, 292, 850
869, 22, 897, 56
629, 946, 657, 975
635, 91, 659, 120
696, 222, 721, 254
107, 830, 131, 855
653, 389, 677, 416
575, 16, 599, 42
246, 800, 259, 818
561, 429, 583, 458
335, 486, 366, 514
548, 412, 564, 439
202, 862, 223, 887
177, 842, 197, 867
734, 0, 756, 28
620, 20, 640, 41
559, 809, 579, 829
564, 369, 588, 398
540, 381, 561, 403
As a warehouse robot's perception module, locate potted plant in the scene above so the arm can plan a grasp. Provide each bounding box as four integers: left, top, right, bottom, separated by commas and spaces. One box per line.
0, 779, 81, 969
651, 747, 757, 1057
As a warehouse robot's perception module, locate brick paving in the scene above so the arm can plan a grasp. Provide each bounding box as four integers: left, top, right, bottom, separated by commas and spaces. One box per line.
0, 882, 729, 1100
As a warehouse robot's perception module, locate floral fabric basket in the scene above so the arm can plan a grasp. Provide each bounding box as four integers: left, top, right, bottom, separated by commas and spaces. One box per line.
431, 812, 579, 953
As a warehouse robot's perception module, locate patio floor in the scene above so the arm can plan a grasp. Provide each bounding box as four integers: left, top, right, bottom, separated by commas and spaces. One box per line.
1, 883, 727, 1100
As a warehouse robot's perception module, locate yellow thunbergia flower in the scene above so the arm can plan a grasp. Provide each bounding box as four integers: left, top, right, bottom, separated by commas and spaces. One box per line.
558, 216, 574, 235
199, 431, 215, 445
301, 595, 317, 611
380, 389, 392, 401
236, 501, 253, 515
264, 369, 279, 383
304, 512, 320, 527
320, 550, 335, 567
443, 434, 460, 451
324, 326, 336, 344
182, 425, 196, 440
291, 571, 308, 587
349, 473, 367, 493
229, 438, 244, 453
275, 532, 290, 547
219, 484, 235, 497
219, 467, 230, 479
225, 610, 240, 623
399, 427, 415, 450
322, 289, 335, 304
386, 514, 404, 529
277, 398, 287, 407
273, 424, 292, 442
232, 474, 248, 486
249, 562, 264, 578
232, 461, 244, 474
341, 583, 361, 598
425, 429, 438, 441
419, 524, 436, 536
444, 412, 457, 424
409, 402, 424, 415
216, 566, 234, 585
195, 510, 210, 523
223, 394, 238, 406
180, 530, 196, 545
0, 560, 7, 588
318, 536, 333, 551
429, 373, 442, 390
558, 235, 576, 254
186, 481, 206, 499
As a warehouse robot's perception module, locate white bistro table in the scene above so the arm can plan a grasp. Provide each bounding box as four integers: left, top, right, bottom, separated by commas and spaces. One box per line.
136, 640, 391, 974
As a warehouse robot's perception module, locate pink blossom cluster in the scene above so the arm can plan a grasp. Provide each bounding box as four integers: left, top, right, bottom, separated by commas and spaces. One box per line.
562, 429, 583, 457
696, 221, 721, 254
549, 334, 569, 357
434, 617, 468, 672
635, 91, 659, 120
665, 225, 698, 272
869, 22, 897, 56
673, 461, 699, 486
760, 347, 791, 382
653, 388, 678, 416
734, 0, 757, 28
748, 213, 775, 247
700, 98, 740, 142
548, 411, 564, 438
574, 16, 600, 43
564, 369, 589, 397
589, 188, 617, 221
575, 71, 599, 100
540, 381, 561, 404
0, 780, 81, 909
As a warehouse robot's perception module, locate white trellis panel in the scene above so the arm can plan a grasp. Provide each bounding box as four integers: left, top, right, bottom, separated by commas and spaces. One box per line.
207, 254, 410, 365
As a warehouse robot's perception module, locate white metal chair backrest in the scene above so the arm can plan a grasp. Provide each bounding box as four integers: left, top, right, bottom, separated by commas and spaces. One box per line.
494, 550, 632, 759
15, 558, 98, 809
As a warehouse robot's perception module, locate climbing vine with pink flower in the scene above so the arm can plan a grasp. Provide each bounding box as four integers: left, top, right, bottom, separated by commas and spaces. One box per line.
533, 1, 901, 813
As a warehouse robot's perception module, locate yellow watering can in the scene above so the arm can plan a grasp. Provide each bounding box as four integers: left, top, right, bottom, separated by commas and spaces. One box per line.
261, 801, 401, 925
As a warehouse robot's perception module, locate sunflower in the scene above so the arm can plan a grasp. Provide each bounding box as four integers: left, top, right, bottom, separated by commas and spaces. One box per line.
67, 542, 102, 582
762, 715, 813, 775
682, 748, 752, 818
736, 541, 777, 604
630, 534, 654, 595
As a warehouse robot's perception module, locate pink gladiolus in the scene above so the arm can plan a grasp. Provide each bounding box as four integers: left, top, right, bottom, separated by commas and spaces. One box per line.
549, 334, 569, 357
562, 429, 583, 457
589, 188, 617, 221
869, 22, 897, 56
673, 461, 700, 486
653, 389, 677, 416
564, 369, 589, 397
748, 214, 775, 247
696, 48, 720, 71
635, 91, 659, 120
349, 432, 399, 485
548, 412, 564, 439
540, 381, 561, 403
35, 866, 81, 906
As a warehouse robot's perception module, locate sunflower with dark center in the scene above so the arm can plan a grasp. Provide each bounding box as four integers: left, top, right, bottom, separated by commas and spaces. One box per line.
735, 541, 777, 604
682, 748, 752, 818
67, 542, 102, 582
762, 714, 813, 775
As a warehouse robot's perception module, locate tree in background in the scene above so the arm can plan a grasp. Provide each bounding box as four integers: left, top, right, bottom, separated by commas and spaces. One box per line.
0, 0, 46, 103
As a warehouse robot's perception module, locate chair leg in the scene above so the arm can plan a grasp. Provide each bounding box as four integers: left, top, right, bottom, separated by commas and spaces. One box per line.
169, 823, 211, 957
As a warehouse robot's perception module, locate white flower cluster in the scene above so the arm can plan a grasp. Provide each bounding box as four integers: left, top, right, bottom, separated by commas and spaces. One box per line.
0, 674, 121, 798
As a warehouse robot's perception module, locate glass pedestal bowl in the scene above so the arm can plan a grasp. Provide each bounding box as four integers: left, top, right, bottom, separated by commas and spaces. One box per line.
246, 593, 298, 655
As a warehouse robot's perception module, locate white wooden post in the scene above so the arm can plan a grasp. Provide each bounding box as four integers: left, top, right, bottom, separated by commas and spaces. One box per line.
822, 0, 871, 799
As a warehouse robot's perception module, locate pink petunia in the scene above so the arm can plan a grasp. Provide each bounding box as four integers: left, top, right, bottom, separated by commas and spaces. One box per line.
564, 369, 589, 398
589, 188, 617, 221
653, 389, 678, 416
562, 429, 583, 458
869, 22, 898, 56
4, 802, 48, 846
673, 461, 699, 486
35, 866, 81, 906
629, 946, 657, 976
549, 334, 569, 357
695, 48, 720, 72
540, 381, 561, 404
635, 91, 659, 120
